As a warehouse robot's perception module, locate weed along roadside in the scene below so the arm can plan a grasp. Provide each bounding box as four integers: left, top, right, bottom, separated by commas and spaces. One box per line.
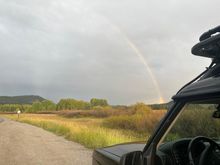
3, 107, 166, 149
4, 114, 145, 148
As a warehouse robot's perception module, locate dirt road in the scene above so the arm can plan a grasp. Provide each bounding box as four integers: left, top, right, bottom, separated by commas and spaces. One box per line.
0, 118, 92, 165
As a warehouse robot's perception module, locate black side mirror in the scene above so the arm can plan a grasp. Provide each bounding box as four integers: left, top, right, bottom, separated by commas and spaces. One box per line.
120, 151, 143, 165
213, 104, 220, 118
212, 110, 220, 118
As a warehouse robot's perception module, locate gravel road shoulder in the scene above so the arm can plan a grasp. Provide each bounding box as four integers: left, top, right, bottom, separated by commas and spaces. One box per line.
0, 118, 92, 165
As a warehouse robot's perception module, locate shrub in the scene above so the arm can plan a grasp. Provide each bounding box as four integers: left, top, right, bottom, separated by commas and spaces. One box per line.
90, 98, 108, 107
58, 108, 135, 118
56, 99, 90, 110
26, 100, 56, 113
103, 110, 166, 134
0, 104, 31, 112
170, 108, 220, 138
132, 102, 151, 113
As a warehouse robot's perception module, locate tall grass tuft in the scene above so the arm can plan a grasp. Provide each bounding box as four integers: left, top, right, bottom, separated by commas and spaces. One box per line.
103, 110, 166, 134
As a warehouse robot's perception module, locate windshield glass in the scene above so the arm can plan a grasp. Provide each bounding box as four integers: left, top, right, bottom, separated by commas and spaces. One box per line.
164, 104, 220, 142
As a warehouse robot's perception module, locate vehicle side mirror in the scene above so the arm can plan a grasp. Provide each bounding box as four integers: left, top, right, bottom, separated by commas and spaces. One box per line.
212, 110, 220, 118
120, 151, 143, 165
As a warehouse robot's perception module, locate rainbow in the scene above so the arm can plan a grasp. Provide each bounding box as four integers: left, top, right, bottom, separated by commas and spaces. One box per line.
110, 24, 165, 103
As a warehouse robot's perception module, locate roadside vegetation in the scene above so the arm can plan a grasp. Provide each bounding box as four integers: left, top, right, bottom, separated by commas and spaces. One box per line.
1, 97, 220, 149
1, 99, 167, 149
167, 105, 220, 139
5, 113, 151, 148
0, 98, 110, 113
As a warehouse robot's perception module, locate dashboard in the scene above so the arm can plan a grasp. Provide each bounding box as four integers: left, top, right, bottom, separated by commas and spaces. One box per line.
157, 139, 206, 165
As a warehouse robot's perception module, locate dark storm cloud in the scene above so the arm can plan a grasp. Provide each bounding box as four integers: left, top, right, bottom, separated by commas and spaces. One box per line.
0, 0, 219, 104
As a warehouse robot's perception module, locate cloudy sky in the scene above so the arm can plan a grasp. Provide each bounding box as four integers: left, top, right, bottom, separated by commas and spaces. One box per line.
0, 0, 219, 104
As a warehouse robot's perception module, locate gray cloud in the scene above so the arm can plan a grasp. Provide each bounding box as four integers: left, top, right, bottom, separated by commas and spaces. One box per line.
0, 0, 219, 104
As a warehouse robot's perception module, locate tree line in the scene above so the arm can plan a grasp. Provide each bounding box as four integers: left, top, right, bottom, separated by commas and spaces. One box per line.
0, 98, 109, 113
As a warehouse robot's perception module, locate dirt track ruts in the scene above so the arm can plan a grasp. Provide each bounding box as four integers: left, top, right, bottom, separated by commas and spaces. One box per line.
0, 118, 92, 165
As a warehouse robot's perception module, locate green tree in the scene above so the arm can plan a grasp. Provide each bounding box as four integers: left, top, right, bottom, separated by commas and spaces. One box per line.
41, 100, 56, 111
0, 104, 31, 112
56, 99, 90, 110
90, 98, 108, 107
31, 101, 42, 112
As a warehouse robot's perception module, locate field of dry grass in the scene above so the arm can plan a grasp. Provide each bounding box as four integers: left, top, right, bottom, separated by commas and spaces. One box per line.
4, 108, 167, 149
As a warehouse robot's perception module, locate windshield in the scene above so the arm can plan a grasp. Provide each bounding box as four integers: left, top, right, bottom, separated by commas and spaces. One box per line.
1, 0, 220, 165
164, 104, 220, 142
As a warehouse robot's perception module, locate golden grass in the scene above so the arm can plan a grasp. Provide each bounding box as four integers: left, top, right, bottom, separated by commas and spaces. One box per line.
103, 110, 166, 134
4, 114, 146, 149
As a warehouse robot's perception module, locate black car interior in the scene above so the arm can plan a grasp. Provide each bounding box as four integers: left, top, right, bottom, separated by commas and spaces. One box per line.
156, 136, 220, 165
154, 103, 220, 165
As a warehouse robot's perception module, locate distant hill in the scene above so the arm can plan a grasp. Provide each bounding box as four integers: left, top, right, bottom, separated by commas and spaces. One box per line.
0, 95, 46, 104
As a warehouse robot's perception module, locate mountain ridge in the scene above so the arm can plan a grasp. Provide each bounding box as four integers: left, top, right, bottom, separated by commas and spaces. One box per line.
0, 95, 46, 104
